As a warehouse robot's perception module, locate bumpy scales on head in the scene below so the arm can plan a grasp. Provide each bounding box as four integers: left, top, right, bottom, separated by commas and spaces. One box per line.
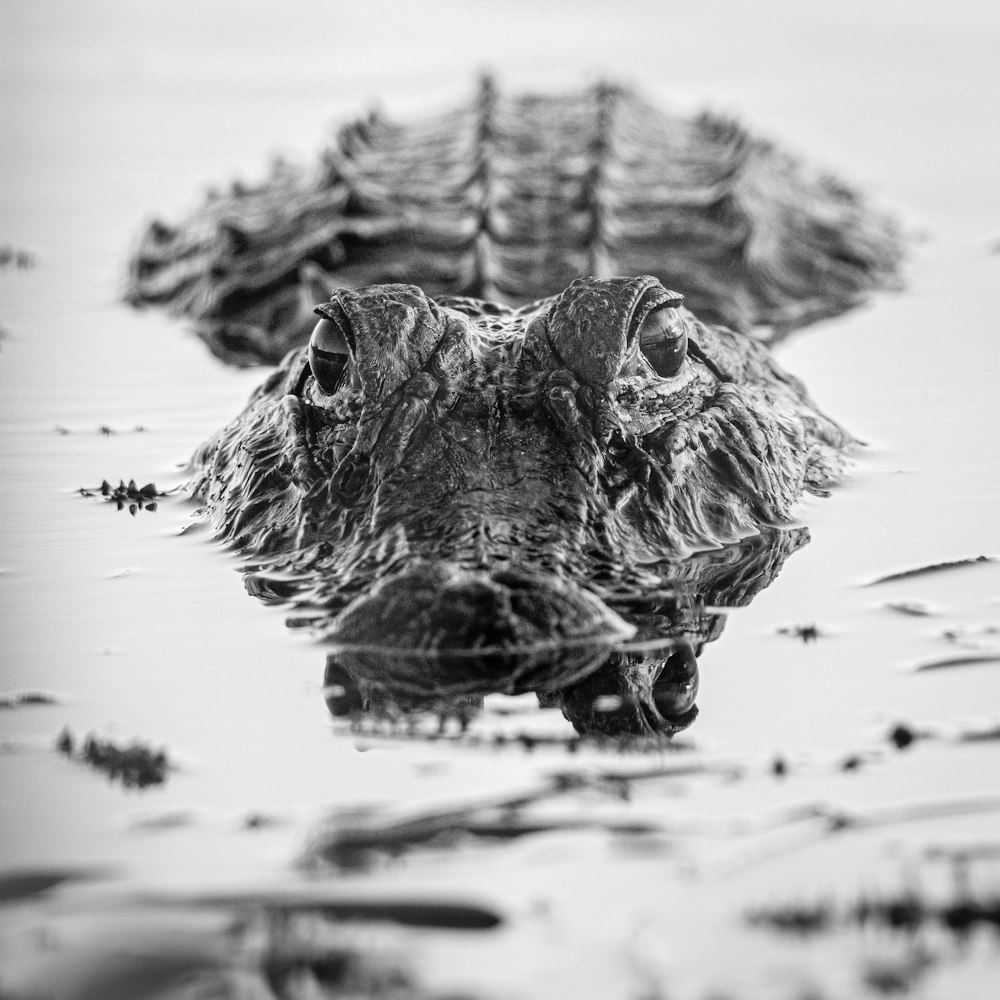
191, 276, 852, 651
127, 79, 903, 366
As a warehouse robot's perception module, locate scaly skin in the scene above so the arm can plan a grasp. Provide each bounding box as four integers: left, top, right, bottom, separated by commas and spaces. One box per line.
127, 79, 903, 366
191, 275, 852, 668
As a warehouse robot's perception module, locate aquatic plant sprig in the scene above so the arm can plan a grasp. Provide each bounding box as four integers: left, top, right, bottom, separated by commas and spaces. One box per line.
78, 478, 182, 515
56, 728, 172, 789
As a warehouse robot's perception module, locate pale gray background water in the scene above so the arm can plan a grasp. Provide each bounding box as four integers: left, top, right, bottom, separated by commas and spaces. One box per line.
2, 2, 1000, 996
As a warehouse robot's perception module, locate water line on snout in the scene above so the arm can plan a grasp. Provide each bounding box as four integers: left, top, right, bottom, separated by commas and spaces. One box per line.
321, 634, 633, 658
319, 632, 695, 659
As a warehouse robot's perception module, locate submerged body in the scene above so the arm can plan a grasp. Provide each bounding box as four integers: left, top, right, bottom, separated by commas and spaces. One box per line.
127, 80, 902, 366
192, 275, 852, 655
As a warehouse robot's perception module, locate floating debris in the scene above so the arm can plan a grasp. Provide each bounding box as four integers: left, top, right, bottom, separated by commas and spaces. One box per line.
0, 867, 110, 903
913, 653, 1000, 672
0, 885, 468, 998
748, 890, 1000, 936
746, 898, 834, 934
129, 810, 195, 831
55, 425, 147, 435
78, 478, 178, 514
776, 623, 822, 642
863, 947, 936, 996
188, 888, 504, 930
865, 555, 995, 586
0, 691, 60, 709
888, 723, 920, 749
242, 812, 288, 831
956, 723, 1000, 743
884, 599, 937, 617
56, 728, 171, 788
888, 718, 1000, 747
0, 244, 36, 269
300, 765, 734, 870
942, 622, 999, 651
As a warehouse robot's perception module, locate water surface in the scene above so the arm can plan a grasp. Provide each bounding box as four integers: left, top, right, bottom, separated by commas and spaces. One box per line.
2, 2, 1000, 997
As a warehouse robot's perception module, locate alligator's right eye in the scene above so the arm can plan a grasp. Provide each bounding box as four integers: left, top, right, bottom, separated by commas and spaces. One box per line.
309, 317, 350, 394
638, 306, 689, 378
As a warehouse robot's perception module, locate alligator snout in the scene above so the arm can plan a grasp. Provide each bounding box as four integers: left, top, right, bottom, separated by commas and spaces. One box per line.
324, 562, 635, 655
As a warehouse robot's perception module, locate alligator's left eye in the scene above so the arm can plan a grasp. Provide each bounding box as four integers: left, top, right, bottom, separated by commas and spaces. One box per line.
638, 306, 688, 378
651, 641, 699, 718
309, 316, 351, 394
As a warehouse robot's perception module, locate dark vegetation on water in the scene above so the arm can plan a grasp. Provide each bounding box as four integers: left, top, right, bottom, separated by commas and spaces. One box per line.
776, 622, 822, 642
0, 243, 36, 270
913, 653, 1000, 672
864, 554, 996, 586
747, 892, 1000, 935
0, 868, 110, 904
0, 691, 60, 709
302, 764, 711, 871
0, 878, 502, 998
884, 599, 937, 617
748, 877, 1000, 998
55, 424, 148, 435
78, 478, 177, 515
56, 727, 172, 788
887, 719, 1000, 748
302, 736, 1000, 872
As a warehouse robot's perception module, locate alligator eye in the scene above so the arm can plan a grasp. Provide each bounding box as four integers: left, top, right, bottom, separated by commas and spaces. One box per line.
651, 641, 699, 718
638, 306, 688, 378
308, 317, 350, 394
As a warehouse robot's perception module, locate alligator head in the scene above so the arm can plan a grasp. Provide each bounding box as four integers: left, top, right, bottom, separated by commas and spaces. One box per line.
192, 275, 852, 680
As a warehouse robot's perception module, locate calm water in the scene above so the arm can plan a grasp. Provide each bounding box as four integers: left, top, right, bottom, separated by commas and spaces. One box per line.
2, 2, 1000, 997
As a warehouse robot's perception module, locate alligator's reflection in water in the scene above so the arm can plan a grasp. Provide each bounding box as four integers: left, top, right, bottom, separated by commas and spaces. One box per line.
281, 527, 809, 743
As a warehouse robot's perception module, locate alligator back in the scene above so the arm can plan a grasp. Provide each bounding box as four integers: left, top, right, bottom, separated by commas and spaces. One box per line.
126, 79, 903, 365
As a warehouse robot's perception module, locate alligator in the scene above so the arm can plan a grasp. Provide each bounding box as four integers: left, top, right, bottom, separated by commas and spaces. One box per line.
125, 82, 903, 735
189, 275, 851, 737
